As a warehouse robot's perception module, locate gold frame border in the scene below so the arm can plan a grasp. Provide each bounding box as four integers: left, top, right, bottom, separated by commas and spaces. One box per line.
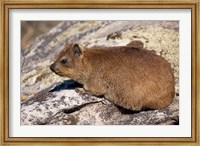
0, 0, 199, 145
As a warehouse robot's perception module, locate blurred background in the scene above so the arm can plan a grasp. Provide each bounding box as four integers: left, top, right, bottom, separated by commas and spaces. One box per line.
21, 21, 61, 50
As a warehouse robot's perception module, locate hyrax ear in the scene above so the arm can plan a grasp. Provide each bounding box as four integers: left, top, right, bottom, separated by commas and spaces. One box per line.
73, 44, 84, 57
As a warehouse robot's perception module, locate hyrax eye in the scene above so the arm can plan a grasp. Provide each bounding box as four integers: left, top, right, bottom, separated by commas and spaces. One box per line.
61, 59, 67, 64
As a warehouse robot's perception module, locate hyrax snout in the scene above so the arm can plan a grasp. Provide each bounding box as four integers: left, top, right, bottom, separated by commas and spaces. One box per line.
50, 42, 175, 111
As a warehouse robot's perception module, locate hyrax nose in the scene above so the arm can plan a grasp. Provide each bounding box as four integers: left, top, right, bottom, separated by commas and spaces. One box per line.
50, 63, 56, 72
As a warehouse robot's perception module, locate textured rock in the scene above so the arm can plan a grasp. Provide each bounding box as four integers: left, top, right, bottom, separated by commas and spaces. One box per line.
21, 20, 179, 125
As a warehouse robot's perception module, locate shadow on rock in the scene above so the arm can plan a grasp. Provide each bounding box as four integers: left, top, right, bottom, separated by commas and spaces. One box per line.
50, 80, 83, 92
116, 105, 154, 115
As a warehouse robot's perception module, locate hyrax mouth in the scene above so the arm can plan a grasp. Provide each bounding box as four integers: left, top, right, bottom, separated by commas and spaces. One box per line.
50, 63, 61, 75
50, 63, 56, 72
50, 63, 67, 77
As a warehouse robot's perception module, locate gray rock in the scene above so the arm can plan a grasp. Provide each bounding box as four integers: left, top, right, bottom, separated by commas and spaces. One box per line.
21, 20, 179, 125
21, 80, 104, 125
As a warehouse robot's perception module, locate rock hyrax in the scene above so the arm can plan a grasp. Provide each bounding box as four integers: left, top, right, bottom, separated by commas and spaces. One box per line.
50, 42, 175, 111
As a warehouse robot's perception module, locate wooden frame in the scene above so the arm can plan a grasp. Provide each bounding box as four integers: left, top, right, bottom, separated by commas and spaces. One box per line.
0, 0, 199, 145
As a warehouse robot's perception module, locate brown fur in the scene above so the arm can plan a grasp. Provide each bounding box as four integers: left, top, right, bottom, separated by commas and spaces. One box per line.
126, 40, 144, 48
50, 42, 175, 111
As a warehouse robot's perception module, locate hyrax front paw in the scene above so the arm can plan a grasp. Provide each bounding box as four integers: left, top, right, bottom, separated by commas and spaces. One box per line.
75, 87, 85, 94
75, 88, 90, 96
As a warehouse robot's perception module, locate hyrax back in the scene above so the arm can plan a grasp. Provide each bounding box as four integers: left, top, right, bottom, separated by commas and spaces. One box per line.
50, 42, 175, 111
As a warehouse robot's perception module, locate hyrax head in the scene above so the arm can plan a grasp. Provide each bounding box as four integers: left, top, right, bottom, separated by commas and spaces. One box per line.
50, 43, 84, 78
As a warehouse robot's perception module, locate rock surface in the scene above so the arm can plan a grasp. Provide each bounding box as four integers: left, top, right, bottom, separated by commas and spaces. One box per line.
21, 21, 179, 125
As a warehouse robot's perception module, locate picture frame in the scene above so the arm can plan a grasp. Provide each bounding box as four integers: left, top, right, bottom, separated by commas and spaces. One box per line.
0, 0, 199, 145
